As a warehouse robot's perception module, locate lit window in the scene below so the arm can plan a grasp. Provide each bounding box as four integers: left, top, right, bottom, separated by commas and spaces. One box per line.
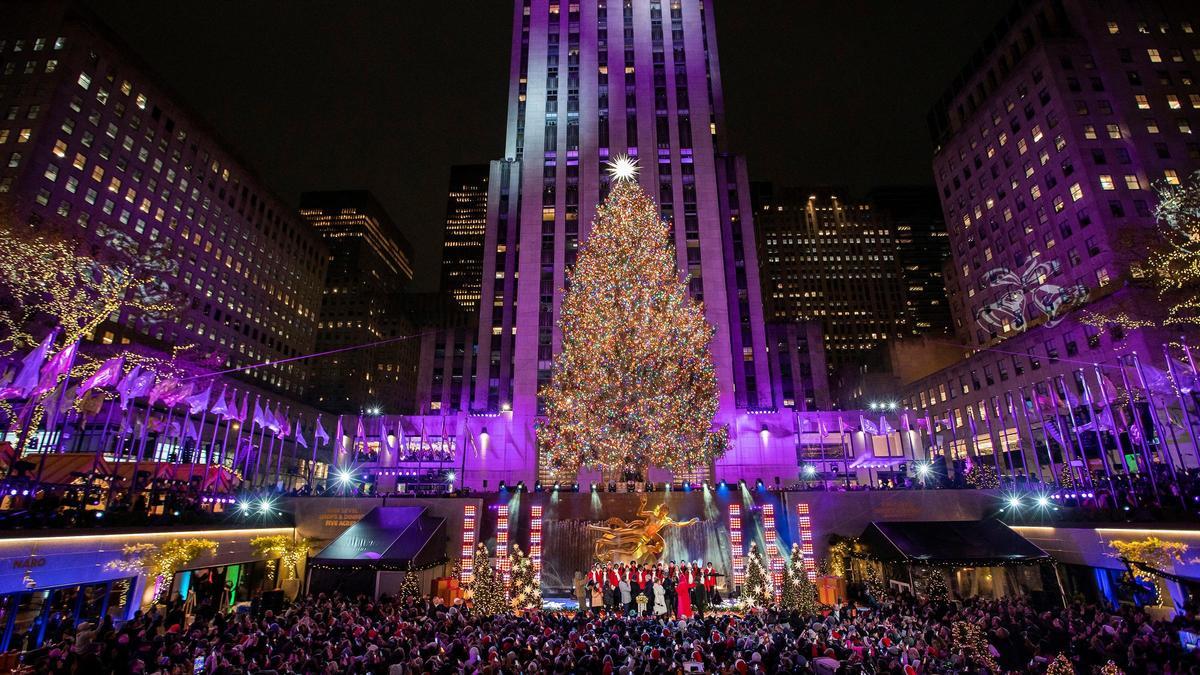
1106, 124, 1122, 139
1165, 169, 1181, 185
1099, 175, 1115, 190
1069, 183, 1083, 201
1124, 175, 1140, 189
1083, 125, 1097, 139
1148, 48, 1162, 62
52, 139, 66, 157
1146, 119, 1160, 133
135, 93, 147, 110
1097, 267, 1111, 286
1032, 125, 1043, 142
17, 128, 31, 143
1191, 94, 1200, 109
77, 72, 91, 89
1030, 185, 1042, 199
1135, 94, 1150, 109
1167, 94, 1182, 109
1107, 21, 1120, 34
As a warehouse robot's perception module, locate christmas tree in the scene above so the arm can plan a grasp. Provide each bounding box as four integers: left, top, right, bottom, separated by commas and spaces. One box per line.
779, 542, 818, 614
741, 542, 773, 609
1147, 170, 1200, 326
921, 568, 948, 602
539, 157, 728, 474
863, 563, 887, 602
399, 568, 421, 600
508, 544, 542, 612
466, 542, 507, 615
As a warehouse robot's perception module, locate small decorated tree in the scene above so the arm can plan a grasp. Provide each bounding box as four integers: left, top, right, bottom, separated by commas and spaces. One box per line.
965, 464, 999, 489
922, 568, 949, 602
1046, 653, 1076, 675
863, 562, 887, 602
779, 542, 818, 614
399, 567, 422, 600
951, 621, 1000, 672
466, 542, 506, 615
508, 544, 541, 612
741, 542, 773, 609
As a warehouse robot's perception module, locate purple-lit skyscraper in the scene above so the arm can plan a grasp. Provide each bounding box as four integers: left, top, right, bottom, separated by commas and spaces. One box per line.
469, 0, 774, 483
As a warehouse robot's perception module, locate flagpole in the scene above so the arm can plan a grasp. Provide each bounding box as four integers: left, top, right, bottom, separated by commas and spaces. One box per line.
1091, 364, 1135, 501
1116, 359, 1159, 502
242, 395, 260, 483
308, 414, 320, 489
32, 382, 69, 491
1010, 388, 1042, 483
233, 394, 253, 489
1055, 375, 1101, 505
253, 420, 268, 488
127, 396, 157, 507
1131, 352, 1183, 505
273, 406, 291, 490
186, 390, 212, 491
203, 385, 227, 496
978, 398, 1006, 486
1164, 346, 1199, 471
1079, 367, 1122, 498
1025, 384, 1060, 488
1001, 393, 1030, 480
90, 396, 118, 480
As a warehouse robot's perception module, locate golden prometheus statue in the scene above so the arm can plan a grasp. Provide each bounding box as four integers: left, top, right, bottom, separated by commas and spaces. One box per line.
587, 495, 699, 565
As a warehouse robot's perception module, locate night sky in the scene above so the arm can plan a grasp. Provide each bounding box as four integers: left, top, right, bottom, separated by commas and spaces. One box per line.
85, 1, 1010, 290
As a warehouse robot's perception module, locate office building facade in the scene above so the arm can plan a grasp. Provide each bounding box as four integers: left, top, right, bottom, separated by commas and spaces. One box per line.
440, 164, 489, 314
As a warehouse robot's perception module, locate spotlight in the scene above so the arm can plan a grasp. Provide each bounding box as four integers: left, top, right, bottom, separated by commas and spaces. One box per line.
446, 471, 456, 484
257, 498, 274, 514
915, 463, 931, 477
499, 480, 508, 491
335, 468, 354, 486
517, 481, 526, 492
534, 481, 542, 492
1006, 496, 1022, 509
756, 478, 764, 490
238, 501, 251, 515
1035, 496, 1050, 508
802, 465, 817, 478
888, 401, 898, 410
719, 480, 727, 489
553, 482, 560, 491
591, 482, 597, 492
572, 483, 578, 491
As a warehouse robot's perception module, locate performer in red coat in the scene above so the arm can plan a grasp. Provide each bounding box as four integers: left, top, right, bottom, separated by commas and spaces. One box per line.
676, 570, 694, 618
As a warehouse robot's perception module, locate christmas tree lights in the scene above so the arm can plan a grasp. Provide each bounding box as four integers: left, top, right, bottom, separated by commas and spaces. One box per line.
250, 535, 310, 581
508, 544, 541, 612
466, 542, 507, 616
538, 176, 727, 474
741, 542, 773, 609
1148, 170, 1200, 327
780, 542, 818, 614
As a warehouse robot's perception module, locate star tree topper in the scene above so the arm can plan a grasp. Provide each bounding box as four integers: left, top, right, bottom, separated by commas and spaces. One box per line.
605, 153, 640, 181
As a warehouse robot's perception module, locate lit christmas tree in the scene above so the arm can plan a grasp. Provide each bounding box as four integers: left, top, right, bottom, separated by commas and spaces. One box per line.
863, 563, 887, 602
539, 156, 728, 474
741, 542, 773, 609
921, 568, 948, 602
466, 542, 506, 615
399, 568, 422, 600
780, 542, 818, 614
508, 544, 541, 612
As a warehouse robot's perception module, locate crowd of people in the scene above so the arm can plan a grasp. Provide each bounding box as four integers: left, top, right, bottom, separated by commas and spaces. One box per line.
21, 583, 1200, 674
577, 561, 725, 618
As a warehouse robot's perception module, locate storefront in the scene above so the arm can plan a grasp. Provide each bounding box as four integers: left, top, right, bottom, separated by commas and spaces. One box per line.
0, 526, 295, 651
167, 559, 275, 611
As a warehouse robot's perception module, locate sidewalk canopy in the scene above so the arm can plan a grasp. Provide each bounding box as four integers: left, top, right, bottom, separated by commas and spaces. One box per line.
859, 520, 1050, 566
310, 506, 446, 571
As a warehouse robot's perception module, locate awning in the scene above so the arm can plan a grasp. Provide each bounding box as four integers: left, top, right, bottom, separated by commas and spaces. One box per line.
859, 520, 1050, 566
310, 506, 446, 571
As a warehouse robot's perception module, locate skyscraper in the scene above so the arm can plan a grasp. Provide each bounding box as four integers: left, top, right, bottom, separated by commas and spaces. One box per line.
869, 186, 954, 336
300, 190, 417, 413
0, 0, 327, 397
901, 0, 1198, 463
469, 0, 774, 482
440, 164, 489, 314
755, 186, 908, 370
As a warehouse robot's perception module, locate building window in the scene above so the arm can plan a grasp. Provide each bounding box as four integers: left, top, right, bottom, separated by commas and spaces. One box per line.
1124, 175, 1140, 189
1099, 175, 1115, 190
1069, 183, 1083, 201
1165, 169, 1181, 185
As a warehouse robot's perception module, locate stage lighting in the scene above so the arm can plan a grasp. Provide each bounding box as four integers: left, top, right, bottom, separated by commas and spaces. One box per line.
446, 471, 456, 484
553, 482, 560, 491
499, 480, 508, 491
802, 465, 817, 478
535, 481, 542, 492
756, 478, 764, 490
1006, 496, 1022, 509
238, 501, 251, 515
719, 480, 727, 489
591, 482, 597, 492
518, 481, 526, 492
257, 498, 274, 514
335, 468, 354, 487
572, 483, 579, 491
1035, 495, 1050, 508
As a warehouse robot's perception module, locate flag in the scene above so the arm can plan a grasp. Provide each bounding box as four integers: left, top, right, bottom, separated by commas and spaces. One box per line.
0, 330, 56, 399
148, 377, 179, 406
314, 416, 330, 445
42, 381, 70, 424
237, 392, 249, 422
1044, 419, 1065, 448
163, 381, 194, 408
209, 388, 229, 418
184, 384, 212, 416
878, 416, 895, 434
183, 418, 200, 440
356, 415, 367, 445
34, 339, 79, 395
262, 404, 277, 432
900, 413, 911, 433
295, 421, 308, 449
78, 356, 124, 396
270, 404, 284, 433
118, 367, 155, 410
859, 416, 879, 435
818, 418, 829, 438
252, 400, 266, 429
334, 416, 344, 451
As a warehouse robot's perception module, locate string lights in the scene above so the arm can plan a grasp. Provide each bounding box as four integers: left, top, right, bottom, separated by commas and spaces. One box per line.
538, 178, 727, 474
